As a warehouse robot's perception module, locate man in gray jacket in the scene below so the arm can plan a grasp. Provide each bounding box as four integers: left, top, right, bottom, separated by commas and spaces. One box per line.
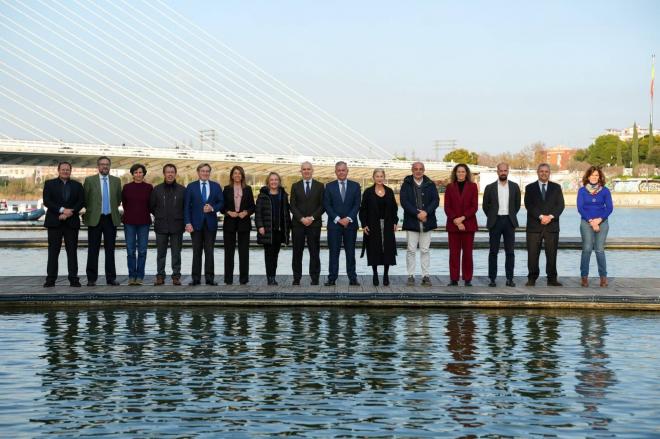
150, 163, 186, 285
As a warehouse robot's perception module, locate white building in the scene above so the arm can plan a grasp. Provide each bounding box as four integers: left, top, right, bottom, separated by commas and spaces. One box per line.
603, 125, 660, 140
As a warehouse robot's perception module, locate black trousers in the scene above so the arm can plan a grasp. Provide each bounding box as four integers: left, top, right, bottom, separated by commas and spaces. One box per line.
291, 226, 321, 281
191, 223, 217, 283
263, 230, 284, 277
86, 214, 117, 283
156, 232, 183, 278
526, 229, 559, 281
224, 229, 250, 283
488, 216, 515, 281
46, 225, 79, 283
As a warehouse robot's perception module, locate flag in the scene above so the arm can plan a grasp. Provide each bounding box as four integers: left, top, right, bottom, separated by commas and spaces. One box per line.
652, 54, 656, 99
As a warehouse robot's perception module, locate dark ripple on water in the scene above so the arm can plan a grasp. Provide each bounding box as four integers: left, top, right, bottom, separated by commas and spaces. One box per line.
1, 308, 659, 437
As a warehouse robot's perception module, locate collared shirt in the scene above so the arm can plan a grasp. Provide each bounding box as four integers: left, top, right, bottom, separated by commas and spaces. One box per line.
199, 179, 209, 199
497, 180, 509, 215
303, 179, 312, 195
99, 173, 109, 212
538, 180, 548, 194
333, 179, 352, 224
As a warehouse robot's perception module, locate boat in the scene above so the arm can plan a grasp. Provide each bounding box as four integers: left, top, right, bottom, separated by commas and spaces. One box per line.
0, 199, 46, 221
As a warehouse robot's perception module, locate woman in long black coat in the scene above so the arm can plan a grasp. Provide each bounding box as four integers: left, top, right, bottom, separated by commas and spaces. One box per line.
255, 172, 291, 286
359, 168, 398, 286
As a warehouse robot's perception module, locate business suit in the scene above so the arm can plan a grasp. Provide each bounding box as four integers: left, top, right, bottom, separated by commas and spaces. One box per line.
289, 179, 324, 283
482, 180, 521, 282
524, 180, 565, 282
323, 179, 361, 283
221, 184, 254, 284
83, 173, 122, 284
184, 179, 224, 284
43, 177, 85, 284
444, 181, 479, 282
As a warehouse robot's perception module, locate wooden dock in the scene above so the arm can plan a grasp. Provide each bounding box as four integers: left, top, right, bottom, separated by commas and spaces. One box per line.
1, 275, 659, 311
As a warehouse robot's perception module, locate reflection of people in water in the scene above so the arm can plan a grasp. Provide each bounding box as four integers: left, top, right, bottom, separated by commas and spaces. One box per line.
575, 315, 617, 430
444, 311, 482, 429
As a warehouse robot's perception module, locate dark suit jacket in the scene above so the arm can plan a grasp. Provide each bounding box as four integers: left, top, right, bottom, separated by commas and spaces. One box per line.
289, 179, 325, 228
184, 180, 224, 232
524, 180, 565, 233
444, 181, 479, 233
43, 178, 85, 229
323, 179, 361, 230
221, 185, 255, 232
482, 180, 521, 229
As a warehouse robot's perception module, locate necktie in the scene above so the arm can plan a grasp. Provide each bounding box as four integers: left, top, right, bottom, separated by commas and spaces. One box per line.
541, 183, 547, 201
102, 177, 110, 215
305, 181, 310, 196
62, 181, 70, 203
340, 181, 346, 202
201, 181, 208, 203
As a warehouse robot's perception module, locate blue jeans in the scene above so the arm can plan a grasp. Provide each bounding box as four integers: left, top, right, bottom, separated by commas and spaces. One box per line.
580, 220, 608, 277
125, 224, 150, 279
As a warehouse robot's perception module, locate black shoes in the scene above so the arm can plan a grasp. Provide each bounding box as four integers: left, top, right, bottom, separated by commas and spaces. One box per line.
489, 279, 497, 287
311, 278, 319, 286
447, 281, 459, 286
547, 279, 563, 287
372, 274, 379, 286
107, 280, 120, 286
464, 281, 472, 287
206, 281, 218, 286
87, 281, 96, 287
349, 279, 360, 286
383, 275, 390, 286
324, 279, 336, 286
506, 279, 516, 287
189, 281, 201, 286
267, 276, 278, 286
43, 281, 55, 288
70, 280, 82, 287
292, 279, 300, 286
525, 279, 536, 287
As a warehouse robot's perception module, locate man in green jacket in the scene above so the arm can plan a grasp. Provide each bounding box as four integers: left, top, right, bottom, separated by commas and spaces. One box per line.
84, 156, 122, 286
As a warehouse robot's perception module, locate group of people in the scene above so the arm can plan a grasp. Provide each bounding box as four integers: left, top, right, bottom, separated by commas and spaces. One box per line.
42, 156, 613, 288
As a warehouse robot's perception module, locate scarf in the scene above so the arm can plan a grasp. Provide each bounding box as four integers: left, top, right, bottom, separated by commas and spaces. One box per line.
585, 183, 602, 195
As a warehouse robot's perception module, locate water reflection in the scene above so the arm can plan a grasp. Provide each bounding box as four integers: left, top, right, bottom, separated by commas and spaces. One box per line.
0, 308, 651, 436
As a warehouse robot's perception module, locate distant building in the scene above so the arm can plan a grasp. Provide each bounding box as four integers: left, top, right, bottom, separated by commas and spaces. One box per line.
603, 125, 660, 140
542, 145, 578, 170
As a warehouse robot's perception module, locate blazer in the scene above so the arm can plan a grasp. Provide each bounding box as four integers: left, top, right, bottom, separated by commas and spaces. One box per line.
221, 184, 255, 233
482, 180, 521, 229
323, 179, 361, 230
184, 180, 224, 232
444, 181, 479, 233
83, 174, 122, 227
399, 175, 439, 232
42, 177, 85, 229
524, 180, 565, 233
289, 179, 325, 228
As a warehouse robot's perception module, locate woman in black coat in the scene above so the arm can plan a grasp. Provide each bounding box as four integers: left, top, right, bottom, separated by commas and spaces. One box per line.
221, 166, 255, 285
359, 168, 398, 286
255, 172, 291, 285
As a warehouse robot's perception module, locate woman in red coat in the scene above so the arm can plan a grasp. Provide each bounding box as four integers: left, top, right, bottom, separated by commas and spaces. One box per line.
444, 163, 479, 286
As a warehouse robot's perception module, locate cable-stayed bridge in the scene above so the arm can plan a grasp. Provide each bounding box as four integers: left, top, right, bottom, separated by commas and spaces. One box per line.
0, 0, 473, 181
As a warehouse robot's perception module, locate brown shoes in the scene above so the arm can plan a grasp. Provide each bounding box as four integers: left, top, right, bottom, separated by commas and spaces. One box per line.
600, 277, 608, 288
172, 276, 182, 286
154, 276, 165, 286
581, 277, 589, 288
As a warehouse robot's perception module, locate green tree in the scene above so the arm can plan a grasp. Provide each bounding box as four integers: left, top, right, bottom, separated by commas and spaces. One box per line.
582, 134, 627, 166
631, 122, 639, 176
443, 148, 479, 164
616, 141, 623, 166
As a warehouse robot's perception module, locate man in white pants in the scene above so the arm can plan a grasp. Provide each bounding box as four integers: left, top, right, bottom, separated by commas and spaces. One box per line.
399, 162, 439, 286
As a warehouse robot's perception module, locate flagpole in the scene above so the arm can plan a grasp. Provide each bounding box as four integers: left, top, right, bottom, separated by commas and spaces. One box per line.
651, 53, 655, 128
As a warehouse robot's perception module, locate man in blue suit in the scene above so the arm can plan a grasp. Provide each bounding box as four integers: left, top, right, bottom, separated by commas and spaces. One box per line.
184, 163, 224, 285
323, 161, 361, 286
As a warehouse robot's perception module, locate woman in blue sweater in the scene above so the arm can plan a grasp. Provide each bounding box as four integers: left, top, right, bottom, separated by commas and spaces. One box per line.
577, 166, 613, 287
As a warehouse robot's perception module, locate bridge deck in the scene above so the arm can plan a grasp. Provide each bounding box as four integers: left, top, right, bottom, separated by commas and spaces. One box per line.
1, 275, 659, 311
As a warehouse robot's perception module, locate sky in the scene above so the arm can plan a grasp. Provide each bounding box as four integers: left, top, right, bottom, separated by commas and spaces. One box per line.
1, 0, 658, 159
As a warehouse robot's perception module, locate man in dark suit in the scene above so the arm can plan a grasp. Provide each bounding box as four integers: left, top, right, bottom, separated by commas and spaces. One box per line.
482, 162, 521, 287
83, 156, 122, 286
323, 161, 361, 286
43, 161, 85, 287
289, 161, 325, 286
184, 163, 224, 286
524, 163, 565, 286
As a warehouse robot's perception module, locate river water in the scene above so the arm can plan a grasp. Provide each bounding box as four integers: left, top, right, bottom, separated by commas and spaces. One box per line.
1, 308, 659, 437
